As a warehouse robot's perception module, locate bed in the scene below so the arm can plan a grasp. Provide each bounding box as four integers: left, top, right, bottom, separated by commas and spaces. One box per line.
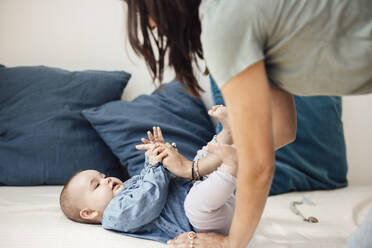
1, 185, 371, 248
1, 0, 372, 247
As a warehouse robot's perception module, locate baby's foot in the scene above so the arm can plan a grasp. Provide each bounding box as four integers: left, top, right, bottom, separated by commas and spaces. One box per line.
208, 105, 233, 144
208, 105, 230, 130
206, 143, 238, 177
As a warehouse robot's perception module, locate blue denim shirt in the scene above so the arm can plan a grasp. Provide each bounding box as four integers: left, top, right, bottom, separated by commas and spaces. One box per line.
102, 157, 194, 243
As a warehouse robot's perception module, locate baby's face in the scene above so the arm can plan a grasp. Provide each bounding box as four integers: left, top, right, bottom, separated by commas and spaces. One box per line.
68, 170, 124, 219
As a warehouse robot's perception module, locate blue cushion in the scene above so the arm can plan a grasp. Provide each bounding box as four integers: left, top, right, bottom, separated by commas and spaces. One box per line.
210, 75, 224, 133
209, 76, 348, 195
82, 81, 215, 177
0, 65, 130, 185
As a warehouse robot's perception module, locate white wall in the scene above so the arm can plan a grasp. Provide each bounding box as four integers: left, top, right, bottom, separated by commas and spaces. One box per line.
0, 0, 212, 102
343, 96, 372, 185
1, 0, 371, 185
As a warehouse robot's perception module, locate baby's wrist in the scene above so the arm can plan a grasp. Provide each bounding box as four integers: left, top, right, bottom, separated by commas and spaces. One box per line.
145, 156, 160, 167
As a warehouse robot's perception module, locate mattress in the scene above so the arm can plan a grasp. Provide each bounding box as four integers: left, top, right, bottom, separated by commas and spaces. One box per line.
0, 185, 371, 248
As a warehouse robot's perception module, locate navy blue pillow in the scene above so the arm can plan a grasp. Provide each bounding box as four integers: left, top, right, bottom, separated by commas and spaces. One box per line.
82, 81, 215, 177
209, 76, 348, 195
0, 65, 131, 185
209, 75, 224, 133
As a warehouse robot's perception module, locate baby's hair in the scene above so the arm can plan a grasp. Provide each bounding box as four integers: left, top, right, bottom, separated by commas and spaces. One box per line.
59, 170, 94, 224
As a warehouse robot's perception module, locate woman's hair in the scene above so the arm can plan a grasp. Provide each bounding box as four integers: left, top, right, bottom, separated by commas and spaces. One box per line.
125, 0, 205, 97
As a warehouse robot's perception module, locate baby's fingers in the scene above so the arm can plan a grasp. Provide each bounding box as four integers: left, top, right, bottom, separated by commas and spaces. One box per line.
141, 138, 150, 144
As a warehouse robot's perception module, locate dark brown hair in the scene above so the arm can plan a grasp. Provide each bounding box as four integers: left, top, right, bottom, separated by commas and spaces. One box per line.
125, 0, 206, 97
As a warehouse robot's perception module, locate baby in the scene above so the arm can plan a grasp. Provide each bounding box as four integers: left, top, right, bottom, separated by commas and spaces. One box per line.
59, 105, 237, 243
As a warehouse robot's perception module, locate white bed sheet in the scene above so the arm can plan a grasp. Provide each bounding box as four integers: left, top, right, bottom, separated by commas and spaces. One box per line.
250, 185, 372, 248
0, 185, 371, 248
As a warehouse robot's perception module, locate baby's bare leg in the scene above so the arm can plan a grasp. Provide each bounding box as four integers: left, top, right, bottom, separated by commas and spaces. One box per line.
206, 143, 238, 177
208, 105, 233, 145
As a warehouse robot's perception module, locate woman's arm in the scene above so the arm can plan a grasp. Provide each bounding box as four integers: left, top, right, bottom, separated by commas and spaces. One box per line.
181, 153, 225, 178
221, 60, 295, 247
149, 143, 224, 179
167, 61, 297, 248
136, 128, 226, 179
168, 60, 297, 248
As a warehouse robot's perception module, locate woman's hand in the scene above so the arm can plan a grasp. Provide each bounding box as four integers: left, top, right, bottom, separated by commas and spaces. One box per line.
167, 232, 229, 248
137, 142, 191, 178
160, 143, 192, 178
135, 127, 191, 178
141, 126, 165, 145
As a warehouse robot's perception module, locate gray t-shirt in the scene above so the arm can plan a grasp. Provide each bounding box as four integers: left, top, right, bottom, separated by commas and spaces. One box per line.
199, 0, 372, 96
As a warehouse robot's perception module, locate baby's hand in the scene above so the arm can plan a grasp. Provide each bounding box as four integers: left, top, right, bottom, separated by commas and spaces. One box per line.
137, 142, 191, 178
145, 144, 168, 165
136, 127, 169, 165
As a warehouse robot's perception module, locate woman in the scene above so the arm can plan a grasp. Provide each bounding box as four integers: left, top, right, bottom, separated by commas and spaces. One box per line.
124, 0, 372, 247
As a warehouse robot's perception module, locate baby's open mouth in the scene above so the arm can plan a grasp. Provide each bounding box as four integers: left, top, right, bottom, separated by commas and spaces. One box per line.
112, 182, 119, 190
111, 180, 124, 195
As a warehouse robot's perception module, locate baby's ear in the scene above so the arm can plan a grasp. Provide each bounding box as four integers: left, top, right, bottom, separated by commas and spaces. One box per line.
80, 208, 99, 221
